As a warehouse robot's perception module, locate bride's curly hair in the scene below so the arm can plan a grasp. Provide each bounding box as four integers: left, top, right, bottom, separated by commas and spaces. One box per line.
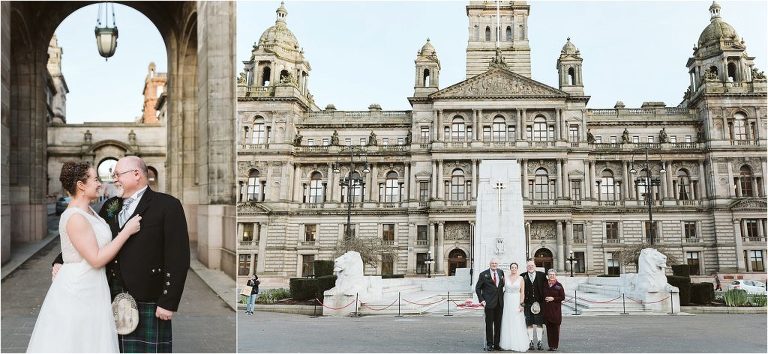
59, 161, 92, 195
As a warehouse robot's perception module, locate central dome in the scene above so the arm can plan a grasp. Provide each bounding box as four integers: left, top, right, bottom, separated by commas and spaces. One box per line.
257, 2, 300, 52
697, 18, 740, 47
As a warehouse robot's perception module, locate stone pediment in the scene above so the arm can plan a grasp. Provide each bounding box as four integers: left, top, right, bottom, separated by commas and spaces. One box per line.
729, 198, 768, 211
430, 67, 568, 99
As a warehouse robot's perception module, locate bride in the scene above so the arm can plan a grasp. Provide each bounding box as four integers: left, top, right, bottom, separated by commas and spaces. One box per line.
27, 162, 141, 353
499, 262, 529, 352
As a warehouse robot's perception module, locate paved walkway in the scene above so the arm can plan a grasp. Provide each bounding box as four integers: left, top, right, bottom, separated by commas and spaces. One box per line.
238, 310, 766, 353
1, 228, 235, 353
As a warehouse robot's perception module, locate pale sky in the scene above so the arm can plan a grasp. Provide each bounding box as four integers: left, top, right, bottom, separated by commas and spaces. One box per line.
236, 0, 767, 110
55, 1, 768, 124
55, 4, 166, 124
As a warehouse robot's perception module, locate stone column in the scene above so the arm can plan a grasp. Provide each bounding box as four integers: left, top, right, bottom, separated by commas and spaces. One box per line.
428, 222, 436, 269
369, 163, 378, 202
521, 159, 528, 199
517, 109, 523, 140
477, 109, 483, 141
665, 161, 674, 199
437, 160, 444, 200
733, 218, 746, 272
698, 161, 707, 199
472, 159, 479, 200
556, 220, 565, 272
524, 222, 531, 258
405, 163, 411, 202
588, 161, 596, 200
726, 161, 735, 197
555, 109, 562, 141
293, 164, 302, 202
328, 162, 335, 202
432, 161, 438, 199
560, 160, 568, 199
565, 221, 573, 272
555, 160, 561, 199
762, 159, 768, 197
622, 161, 630, 201
437, 110, 443, 141
256, 223, 268, 273
437, 222, 445, 274
521, 109, 527, 140
407, 223, 416, 273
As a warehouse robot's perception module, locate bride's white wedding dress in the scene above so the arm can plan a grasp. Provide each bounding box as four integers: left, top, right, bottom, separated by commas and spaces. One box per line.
27, 207, 119, 353
499, 275, 529, 352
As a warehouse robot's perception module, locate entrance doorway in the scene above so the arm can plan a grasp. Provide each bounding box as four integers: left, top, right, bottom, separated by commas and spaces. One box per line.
534, 248, 553, 271
448, 249, 467, 276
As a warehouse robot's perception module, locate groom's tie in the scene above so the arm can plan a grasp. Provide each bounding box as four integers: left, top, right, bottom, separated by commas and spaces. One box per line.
492, 270, 497, 286
118, 197, 135, 227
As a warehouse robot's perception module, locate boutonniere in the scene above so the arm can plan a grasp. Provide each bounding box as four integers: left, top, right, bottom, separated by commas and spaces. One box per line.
105, 199, 121, 218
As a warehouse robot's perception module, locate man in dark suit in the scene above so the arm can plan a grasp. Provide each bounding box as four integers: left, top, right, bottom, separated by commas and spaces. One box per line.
522, 259, 547, 351
54, 156, 190, 353
475, 258, 505, 351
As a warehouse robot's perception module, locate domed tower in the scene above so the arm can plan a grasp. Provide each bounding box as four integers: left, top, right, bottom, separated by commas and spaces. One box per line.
465, 1, 531, 78
556, 37, 584, 96
242, 2, 312, 97
414, 38, 441, 97
686, 1, 756, 92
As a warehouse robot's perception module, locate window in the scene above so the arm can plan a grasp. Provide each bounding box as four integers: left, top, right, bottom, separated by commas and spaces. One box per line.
420, 126, 430, 143
595, 136, 602, 144
344, 224, 356, 239
483, 126, 491, 141
492, 117, 506, 142
739, 166, 754, 197
398, 138, 404, 145
307, 138, 315, 146
322, 138, 329, 146
571, 180, 582, 202
633, 136, 639, 143
238, 254, 252, 276
384, 172, 399, 202
451, 116, 466, 141
669, 136, 677, 143
505, 26, 512, 41
684, 222, 697, 240
242, 223, 254, 242
677, 169, 691, 200
731, 113, 748, 141
573, 224, 585, 244
305, 224, 317, 242
252, 120, 266, 144
507, 125, 516, 141
686, 252, 701, 275
485, 26, 491, 41
605, 222, 619, 243
607, 252, 620, 275
247, 169, 261, 202
342, 171, 363, 203
600, 170, 616, 201
360, 138, 366, 146
382, 138, 389, 145
533, 168, 549, 201
383, 224, 395, 241
685, 135, 692, 143
743, 219, 760, 240
636, 170, 650, 201
419, 181, 430, 202
533, 116, 547, 141
450, 169, 466, 201
382, 257, 394, 276
644, 221, 658, 244
574, 251, 585, 273
416, 253, 427, 274
647, 136, 654, 143
302, 255, 315, 277
569, 125, 579, 142
749, 250, 765, 272
610, 136, 617, 144
345, 137, 351, 145
309, 172, 324, 204
417, 225, 428, 243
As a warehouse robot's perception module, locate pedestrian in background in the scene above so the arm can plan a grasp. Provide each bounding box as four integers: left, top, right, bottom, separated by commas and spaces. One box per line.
245, 275, 260, 315
714, 273, 722, 291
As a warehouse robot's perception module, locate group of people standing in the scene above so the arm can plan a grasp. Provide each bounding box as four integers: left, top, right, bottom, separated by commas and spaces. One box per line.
476, 259, 565, 352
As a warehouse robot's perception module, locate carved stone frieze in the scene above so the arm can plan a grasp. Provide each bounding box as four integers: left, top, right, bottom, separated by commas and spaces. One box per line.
430, 68, 566, 98
528, 160, 556, 174
238, 161, 266, 176
444, 161, 472, 175
730, 199, 768, 210
378, 164, 405, 178
529, 221, 556, 240
444, 222, 470, 240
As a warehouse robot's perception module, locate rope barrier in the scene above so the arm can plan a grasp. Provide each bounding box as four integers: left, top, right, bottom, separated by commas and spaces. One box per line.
452, 300, 485, 309
314, 297, 357, 310
575, 295, 623, 304
402, 298, 445, 306
643, 295, 671, 304
360, 299, 399, 311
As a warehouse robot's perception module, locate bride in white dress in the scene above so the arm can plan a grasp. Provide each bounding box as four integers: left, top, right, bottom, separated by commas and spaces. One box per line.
500, 263, 530, 352
27, 162, 141, 353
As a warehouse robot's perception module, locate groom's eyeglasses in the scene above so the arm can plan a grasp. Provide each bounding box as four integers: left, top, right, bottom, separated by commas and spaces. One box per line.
111, 169, 137, 180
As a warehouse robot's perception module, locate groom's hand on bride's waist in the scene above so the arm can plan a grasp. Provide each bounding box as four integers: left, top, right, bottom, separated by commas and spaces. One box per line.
480, 301, 486, 307
156, 306, 174, 321
51, 263, 62, 281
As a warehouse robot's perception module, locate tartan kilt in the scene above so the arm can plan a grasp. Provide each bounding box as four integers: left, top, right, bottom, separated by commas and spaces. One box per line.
119, 302, 173, 353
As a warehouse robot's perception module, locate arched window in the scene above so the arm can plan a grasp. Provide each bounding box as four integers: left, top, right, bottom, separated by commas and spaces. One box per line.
252, 117, 266, 144
309, 172, 324, 204
739, 165, 754, 197
533, 116, 547, 141
506, 26, 512, 41
345, 171, 363, 203
279, 69, 290, 82
451, 169, 465, 201
423, 68, 431, 87
492, 116, 506, 142
534, 168, 549, 201
261, 67, 271, 86
384, 171, 400, 203
567, 67, 575, 85
709, 65, 719, 78
600, 170, 616, 201
485, 26, 491, 41
247, 169, 261, 202
451, 116, 466, 141
677, 169, 691, 200
147, 166, 159, 192
731, 112, 748, 141
727, 62, 737, 82
636, 169, 650, 200
97, 158, 118, 183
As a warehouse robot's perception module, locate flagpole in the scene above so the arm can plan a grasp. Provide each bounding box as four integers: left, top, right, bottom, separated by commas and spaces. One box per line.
496, 0, 500, 48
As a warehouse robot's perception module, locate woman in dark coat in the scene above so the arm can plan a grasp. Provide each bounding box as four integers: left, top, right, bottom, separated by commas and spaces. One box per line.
542, 269, 565, 351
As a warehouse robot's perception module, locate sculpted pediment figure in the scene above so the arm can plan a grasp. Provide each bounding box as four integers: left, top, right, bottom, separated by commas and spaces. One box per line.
430, 67, 567, 99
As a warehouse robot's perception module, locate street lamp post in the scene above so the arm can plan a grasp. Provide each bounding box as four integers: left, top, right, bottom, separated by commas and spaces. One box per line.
425, 251, 434, 278
332, 147, 369, 242
629, 147, 666, 246
566, 251, 576, 277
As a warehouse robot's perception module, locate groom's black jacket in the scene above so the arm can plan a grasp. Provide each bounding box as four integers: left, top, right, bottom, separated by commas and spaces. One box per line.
475, 268, 505, 308
54, 188, 190, 311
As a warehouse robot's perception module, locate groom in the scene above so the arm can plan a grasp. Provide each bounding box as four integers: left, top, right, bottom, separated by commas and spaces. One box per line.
476, 258, 505, 351
54, 156, 190, 352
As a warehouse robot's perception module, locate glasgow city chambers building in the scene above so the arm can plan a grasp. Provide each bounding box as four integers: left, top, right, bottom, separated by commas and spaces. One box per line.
236, 1, 766, 285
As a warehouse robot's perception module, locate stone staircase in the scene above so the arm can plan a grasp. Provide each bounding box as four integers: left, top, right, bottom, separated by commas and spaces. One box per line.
564, 279, 651, 315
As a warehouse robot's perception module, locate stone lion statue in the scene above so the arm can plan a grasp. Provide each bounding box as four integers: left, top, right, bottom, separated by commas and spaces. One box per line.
631, 248, 674, 293
331, 251, 366, 296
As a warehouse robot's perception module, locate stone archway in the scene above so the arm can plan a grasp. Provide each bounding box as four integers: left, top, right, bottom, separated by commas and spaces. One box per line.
447, 248, 467, 276
1, 2, 236, 277
534, 248, 553, 271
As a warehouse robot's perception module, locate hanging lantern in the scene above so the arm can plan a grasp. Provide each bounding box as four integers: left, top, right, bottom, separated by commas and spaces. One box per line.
95, 2, 118, 60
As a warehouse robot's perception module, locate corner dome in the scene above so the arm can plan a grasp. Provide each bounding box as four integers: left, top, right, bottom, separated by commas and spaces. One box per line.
419, 38, 437, 57
560, 37, 579, 55
697, 2, 741, 47
258, 2, 300, 51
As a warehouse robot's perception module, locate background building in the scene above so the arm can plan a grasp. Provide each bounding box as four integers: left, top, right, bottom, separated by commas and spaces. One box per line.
237, 2, 766, 286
